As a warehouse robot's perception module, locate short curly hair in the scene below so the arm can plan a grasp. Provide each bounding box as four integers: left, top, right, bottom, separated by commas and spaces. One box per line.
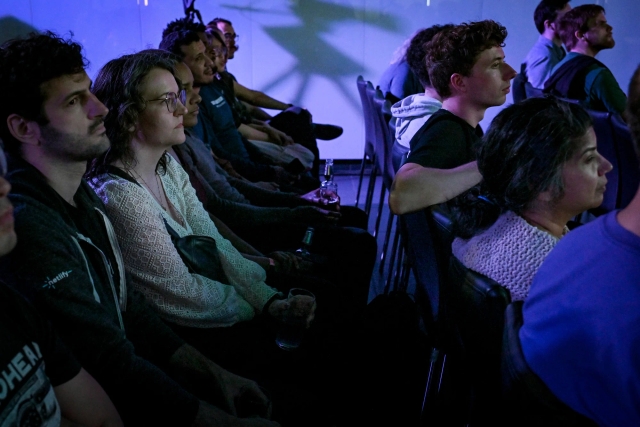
557, 4, 605, 51
162, 17, 206, 38
534, 0, 571, 34
0, 31, 87, 157
406, 24, 454, 89
159, 29, 202, 60
88, 51, 177, 177
426, 20, 508, 98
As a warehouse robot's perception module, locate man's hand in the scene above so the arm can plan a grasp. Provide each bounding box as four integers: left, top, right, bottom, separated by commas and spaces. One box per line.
269, 251, 313, 274
300, 188, 340, 211
253, 181, 280, 191
268, 296, 316, 328
193, 401, 280, 427
293, 205, 341, 225
272, 166, 297, 185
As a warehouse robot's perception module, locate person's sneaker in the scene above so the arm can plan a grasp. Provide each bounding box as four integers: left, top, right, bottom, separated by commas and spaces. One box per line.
312, 123, 343, 140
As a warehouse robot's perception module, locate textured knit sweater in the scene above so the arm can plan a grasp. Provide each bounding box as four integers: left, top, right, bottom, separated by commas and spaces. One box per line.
452, 211, 564, 301
89, 155, 279, 328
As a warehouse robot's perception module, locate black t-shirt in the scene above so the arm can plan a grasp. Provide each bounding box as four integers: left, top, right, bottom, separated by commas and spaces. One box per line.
0, 282, 81, 426
406, 109, 483, 169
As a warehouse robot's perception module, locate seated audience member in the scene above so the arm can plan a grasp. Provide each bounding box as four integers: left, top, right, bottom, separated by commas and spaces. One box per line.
389, 20, 517, 214
87, 51, 358, 426
0, 147, 123, 427
0, 32, 276, 427
522, 0, 571, 90
160, 29, 318, 192
519, 65, 640, 426
169, 57, 375, 308
207, 18, 343, 142
378, 33, 424, 104
390, 24, 453, 170
543, 4, 626, 114
451, 97, 612, 300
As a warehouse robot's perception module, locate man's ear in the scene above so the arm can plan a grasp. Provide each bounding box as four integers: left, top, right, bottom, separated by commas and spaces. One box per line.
6, 114, 41, 146
450, 73, 466, 94
545, 19, 554, 31
574, 30, 585, 43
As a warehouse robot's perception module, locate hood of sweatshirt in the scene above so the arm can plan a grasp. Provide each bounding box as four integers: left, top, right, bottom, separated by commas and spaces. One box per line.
391, 94, 442, 148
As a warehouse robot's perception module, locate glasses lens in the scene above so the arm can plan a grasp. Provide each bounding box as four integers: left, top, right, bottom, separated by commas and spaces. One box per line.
178, 89, 187, 106
166, 92, 178, 113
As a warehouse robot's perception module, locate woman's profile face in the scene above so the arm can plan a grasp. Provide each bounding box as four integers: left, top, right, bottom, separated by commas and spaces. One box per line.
556, 126, 613, 216
135, 67, 187, 149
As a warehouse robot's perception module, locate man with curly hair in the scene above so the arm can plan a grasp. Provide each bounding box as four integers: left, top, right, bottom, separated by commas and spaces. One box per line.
0, 31, 277, 427
543, 4, 626, 114
389, 20, 517, 214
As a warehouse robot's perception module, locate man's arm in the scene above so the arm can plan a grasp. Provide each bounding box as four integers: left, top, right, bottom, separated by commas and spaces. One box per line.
55, 368, 123, 427
233, 80, 290, 111
591, 68, 627, 115
388, 161, 481, 214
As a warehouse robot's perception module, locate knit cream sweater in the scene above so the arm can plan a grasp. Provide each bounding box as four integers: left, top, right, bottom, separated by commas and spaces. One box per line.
452, 211, 564, 301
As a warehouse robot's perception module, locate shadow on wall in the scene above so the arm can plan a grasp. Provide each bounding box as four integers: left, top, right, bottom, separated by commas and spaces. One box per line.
222, 0, 400, 111
0, 16, 38, 45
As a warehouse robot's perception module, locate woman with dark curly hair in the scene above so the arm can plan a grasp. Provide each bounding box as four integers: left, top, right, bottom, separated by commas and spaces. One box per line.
451, 97, 612, 300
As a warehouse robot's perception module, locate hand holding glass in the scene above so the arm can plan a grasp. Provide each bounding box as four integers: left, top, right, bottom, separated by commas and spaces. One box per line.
275, 288, 316, 350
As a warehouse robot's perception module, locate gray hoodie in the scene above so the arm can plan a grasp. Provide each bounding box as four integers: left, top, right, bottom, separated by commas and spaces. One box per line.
391, 94, 442, 148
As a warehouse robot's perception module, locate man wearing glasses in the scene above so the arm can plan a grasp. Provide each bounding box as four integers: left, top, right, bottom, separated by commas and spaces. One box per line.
0, 31, 277, 427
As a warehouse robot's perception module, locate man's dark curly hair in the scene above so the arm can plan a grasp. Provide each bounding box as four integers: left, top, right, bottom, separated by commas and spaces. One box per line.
451, 97, 591, 239
426, 20, 508, 98
534, 0, 571, 34
162, 17, 206, 38
406, 24, 454, 89
0, 31, 87, 157
87, 51, 177, 177
557, 4, 605, 51
207, 17, 232, 29
159, 29, 201, 60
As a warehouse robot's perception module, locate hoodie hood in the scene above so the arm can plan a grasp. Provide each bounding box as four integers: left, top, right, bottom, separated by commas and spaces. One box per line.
391, 94, 442, 148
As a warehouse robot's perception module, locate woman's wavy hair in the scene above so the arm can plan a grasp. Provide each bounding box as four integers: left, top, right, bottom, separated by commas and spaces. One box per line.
451, 97, 592, 239
87, 51, 177, 177
426, 20, 508, 98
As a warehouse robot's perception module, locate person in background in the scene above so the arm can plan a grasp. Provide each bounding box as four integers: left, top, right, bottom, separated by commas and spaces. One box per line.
521, 0, 571, 90
389, 20, 517, 214
378, 31, 424, 104
543, 4, 626, 115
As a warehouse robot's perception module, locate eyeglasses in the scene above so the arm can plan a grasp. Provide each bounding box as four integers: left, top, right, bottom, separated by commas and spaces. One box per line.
212, 46, 227, 57
223, 32, 239, 42
145, 90, 187, 113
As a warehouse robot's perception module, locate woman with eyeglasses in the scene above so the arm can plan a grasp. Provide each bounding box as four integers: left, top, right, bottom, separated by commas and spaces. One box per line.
85, 51, 348, 426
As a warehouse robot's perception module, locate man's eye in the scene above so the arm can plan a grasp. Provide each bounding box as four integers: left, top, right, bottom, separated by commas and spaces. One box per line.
68, 98, 78, 106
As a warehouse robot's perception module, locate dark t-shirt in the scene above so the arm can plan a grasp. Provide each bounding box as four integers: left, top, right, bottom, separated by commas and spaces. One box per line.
407, 109, 483, 169
0, 282, 80, 426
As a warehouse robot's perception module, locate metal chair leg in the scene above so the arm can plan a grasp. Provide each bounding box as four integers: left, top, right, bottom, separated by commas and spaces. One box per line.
378, 211, 395, 275
355, 152, 368, 208
364, 157, 378, 218
373, 185, 386, 238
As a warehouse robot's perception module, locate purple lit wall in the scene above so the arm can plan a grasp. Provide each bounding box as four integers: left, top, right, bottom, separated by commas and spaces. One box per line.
1, 0, 638, 159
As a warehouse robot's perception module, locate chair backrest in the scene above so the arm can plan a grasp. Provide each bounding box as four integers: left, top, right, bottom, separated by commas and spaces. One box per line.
587, 109, 618, 215
401, 205, 454, 339
356, 75, 376, 158
448, 256, 511, 423
501, 302, 598, 426
370, 88, 396, 186
524, 82, 545, 99
610, 113, 640, 209
512, 65, 527, 103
